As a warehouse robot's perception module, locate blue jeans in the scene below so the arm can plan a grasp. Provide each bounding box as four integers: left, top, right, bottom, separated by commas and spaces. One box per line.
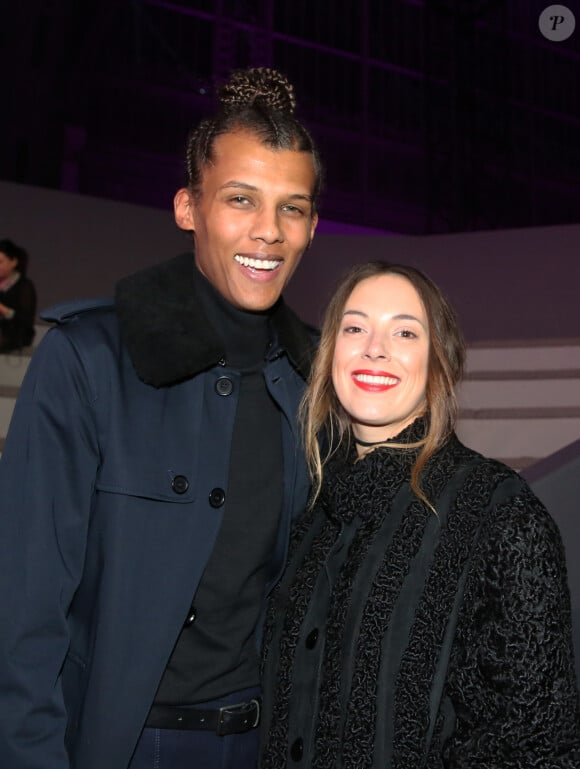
128, 687, 261, 769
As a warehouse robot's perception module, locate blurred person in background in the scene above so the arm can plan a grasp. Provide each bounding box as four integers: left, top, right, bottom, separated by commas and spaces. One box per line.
0, 238, 36, 351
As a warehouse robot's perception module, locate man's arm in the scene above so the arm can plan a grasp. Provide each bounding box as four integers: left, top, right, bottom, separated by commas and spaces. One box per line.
0, 327, 99, 768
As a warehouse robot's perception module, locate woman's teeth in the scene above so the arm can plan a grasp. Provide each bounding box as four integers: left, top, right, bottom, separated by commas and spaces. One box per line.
353, 374, 398, 385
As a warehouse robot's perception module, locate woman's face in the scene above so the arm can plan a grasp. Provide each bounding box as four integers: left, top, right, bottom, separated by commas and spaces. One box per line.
0, 252, 18, 281
332, 273, 430, 444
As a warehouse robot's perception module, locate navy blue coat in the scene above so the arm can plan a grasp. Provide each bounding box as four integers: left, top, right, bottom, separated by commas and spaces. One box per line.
0, 254, 315, 769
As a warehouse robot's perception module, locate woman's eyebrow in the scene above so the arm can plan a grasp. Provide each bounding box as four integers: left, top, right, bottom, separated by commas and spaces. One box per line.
343, 310, 422, 321
342, 309, 368, 318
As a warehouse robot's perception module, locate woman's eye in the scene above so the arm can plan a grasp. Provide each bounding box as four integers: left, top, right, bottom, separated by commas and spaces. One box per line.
397, 329, 417, 339
344, 325, 363, 334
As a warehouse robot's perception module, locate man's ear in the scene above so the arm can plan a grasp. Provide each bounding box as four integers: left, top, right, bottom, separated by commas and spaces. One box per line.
174, 188, 195, 231
309, 212, 319, 244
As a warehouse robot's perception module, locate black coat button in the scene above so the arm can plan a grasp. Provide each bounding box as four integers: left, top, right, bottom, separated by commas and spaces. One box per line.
290, 738, 303, 761
209, 488, 225, 508
215, 377, 233, 396
183, 605, 197, 627
305, 628, 319, 649
171, 475, 189, 494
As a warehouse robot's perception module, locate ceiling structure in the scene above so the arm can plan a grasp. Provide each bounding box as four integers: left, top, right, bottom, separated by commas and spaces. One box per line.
2, 0, 579, 234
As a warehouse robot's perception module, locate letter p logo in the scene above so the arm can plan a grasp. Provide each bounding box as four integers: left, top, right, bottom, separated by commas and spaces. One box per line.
539, 5, 576, 41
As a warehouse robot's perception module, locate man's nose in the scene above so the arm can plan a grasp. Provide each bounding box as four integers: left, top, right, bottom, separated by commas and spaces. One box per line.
249, 206, 284, 244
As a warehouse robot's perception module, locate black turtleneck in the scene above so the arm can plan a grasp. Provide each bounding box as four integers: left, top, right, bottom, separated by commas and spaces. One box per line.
152, 265, 284, 705
192, 266, 272, 368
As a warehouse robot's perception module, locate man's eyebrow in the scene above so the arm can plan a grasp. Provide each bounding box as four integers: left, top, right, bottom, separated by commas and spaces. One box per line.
221, 181, 258, 191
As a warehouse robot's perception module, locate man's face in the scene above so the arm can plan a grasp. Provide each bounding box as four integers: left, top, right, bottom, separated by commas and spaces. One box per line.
174, 131, 318, 311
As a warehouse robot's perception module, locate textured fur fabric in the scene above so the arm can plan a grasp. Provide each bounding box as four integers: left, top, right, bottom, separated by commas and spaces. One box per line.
260, 421, 580, 768
115, 253, 316, 387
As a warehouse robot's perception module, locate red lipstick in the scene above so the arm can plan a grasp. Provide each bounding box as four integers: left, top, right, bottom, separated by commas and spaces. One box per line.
351, 370, 399, 393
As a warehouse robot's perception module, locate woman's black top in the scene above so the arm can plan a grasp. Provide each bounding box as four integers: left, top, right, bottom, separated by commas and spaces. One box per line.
260, 419, 580, 768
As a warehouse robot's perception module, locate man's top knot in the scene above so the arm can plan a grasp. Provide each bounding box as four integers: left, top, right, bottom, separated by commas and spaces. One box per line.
219, 68, 296, 115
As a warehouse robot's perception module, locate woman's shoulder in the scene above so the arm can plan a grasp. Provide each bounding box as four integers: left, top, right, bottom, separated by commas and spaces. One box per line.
444, 433, 526, 489
441, 434, 559, 540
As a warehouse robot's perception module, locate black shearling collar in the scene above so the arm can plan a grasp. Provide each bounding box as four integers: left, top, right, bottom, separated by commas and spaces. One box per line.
115, 252, 317, 387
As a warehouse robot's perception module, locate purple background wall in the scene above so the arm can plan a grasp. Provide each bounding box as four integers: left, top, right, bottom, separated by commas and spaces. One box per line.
3, 180, 579, 344
286, 227, 580, 342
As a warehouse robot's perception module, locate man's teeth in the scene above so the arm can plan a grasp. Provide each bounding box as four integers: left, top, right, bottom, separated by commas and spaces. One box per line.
354, 374, 398, 385
234, 255, 280, 271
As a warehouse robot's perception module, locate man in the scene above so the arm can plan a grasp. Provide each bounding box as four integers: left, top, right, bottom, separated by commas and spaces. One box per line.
0, 68, 320, 769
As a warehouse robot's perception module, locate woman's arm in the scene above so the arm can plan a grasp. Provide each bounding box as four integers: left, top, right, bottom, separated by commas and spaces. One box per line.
445, 485, 580, 768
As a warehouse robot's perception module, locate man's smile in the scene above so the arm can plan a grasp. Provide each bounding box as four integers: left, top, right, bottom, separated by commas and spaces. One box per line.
234, 253, 283, 272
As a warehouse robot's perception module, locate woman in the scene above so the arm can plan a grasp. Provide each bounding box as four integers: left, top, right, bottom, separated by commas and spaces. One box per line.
0, 238, 36, 351
260, 262, 580, 767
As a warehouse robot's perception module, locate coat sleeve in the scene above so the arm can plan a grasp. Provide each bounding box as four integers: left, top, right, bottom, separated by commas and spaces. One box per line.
0, 327, 99, 768
444, 485, 580, 768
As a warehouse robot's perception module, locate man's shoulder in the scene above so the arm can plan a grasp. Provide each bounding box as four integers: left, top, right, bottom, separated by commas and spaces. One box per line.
39, 298, 121, 356
41, 297, 115, 325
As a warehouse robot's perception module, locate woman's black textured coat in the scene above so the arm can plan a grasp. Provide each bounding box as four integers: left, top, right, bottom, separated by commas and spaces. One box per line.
260, 422, 580, 768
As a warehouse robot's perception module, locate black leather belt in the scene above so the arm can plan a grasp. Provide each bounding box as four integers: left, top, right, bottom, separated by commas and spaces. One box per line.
146, 698, 261, 735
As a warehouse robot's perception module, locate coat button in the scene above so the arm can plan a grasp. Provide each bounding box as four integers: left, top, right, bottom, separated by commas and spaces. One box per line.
209, 488, 225, 508
290, 738, 303, 761
305, 628, 319, 649
215, 376, 233, 396
183, 605, 197, 627
172, 475, 189, 494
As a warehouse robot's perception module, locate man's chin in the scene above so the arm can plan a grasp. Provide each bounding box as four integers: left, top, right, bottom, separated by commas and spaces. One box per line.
231, 286, 284, 313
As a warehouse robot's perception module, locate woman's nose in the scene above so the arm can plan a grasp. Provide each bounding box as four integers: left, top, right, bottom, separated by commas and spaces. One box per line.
363, 336, 391, 361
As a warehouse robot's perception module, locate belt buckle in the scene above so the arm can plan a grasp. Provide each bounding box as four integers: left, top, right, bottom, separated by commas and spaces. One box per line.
216, 698, 260, 736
